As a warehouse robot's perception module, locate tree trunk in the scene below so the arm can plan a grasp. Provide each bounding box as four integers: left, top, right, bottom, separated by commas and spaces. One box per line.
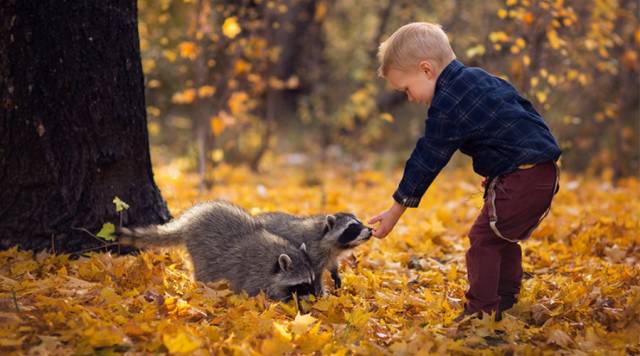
264, 0, 318, 120
0, 0, 171, 253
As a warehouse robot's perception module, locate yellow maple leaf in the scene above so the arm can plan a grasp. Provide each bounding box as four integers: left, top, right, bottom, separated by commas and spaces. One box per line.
228, 91, 250, 115
178, 41, 197, 60
142, 58, 156, 73
211, 149, 224, 163
296, 322, 332, 353
466, 44, 486, 59
260, 337, 294, 354
447, 264, 458, 281
198, 85, 216, 98
163, 49, 177, 62
162, 331, 202, 353
222, 17, 242, 39
0, 337, 24, 347
272, 321, 292, 342
84, 326, 125, 348
489, 31, 509, 43
234, 59, 251, 74
522, 11, 534, 25
210, 116, 225, 136
380, 112, 394, 123
100, 287, 121, 305
291, 312, 318, 335
311, 298, 333, 312
546, 30, 563, 49
536, 91, 547, 103
344, 308, 371, 328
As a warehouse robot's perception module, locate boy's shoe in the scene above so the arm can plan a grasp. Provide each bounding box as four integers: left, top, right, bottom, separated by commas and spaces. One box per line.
454, 302, 514, 323
453, 305, 482, 323
496, 297, 517, 321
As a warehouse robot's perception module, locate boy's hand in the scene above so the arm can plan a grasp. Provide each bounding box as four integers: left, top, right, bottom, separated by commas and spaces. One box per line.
368, 202, 407, 238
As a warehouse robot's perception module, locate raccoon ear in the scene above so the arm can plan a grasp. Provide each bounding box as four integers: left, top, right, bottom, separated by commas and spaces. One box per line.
278, 254, 292, 271
299, 243, 307, 252
323, 215, 336, 234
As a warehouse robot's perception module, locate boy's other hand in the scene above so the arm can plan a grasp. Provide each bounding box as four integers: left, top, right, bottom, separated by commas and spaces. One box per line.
368, 202, 407, 238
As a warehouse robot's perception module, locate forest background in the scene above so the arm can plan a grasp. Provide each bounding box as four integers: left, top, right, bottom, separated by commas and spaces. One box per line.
139, 0, 638, 185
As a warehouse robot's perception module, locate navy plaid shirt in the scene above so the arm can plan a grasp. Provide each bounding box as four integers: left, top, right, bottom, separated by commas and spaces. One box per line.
393, 59, 561, 208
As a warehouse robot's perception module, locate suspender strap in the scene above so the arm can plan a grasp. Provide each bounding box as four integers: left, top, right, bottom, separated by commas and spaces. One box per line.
487, 162, 560, 242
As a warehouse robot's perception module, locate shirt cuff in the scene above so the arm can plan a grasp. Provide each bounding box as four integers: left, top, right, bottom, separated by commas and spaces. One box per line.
392, 189, 421, 208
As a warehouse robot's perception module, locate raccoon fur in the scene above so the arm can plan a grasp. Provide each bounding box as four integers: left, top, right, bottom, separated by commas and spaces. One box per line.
255, 211, 372, 294
116, 201, 316, 301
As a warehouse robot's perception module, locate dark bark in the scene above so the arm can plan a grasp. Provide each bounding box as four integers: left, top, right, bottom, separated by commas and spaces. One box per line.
0, 0, 171, 253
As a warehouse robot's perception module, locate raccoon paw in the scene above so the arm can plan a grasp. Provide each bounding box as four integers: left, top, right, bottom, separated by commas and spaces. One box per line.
331, 270, 342, 289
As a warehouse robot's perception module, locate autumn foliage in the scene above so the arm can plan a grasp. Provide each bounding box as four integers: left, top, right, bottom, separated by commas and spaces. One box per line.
1, 0, 638, 354
1, 159, 638, 354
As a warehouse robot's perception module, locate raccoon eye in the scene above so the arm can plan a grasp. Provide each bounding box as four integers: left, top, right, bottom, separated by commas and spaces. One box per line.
288, 282, 314, 297
338, 224, 362, 244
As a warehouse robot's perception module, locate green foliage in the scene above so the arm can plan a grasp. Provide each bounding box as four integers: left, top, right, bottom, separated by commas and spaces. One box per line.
112, 196, 130, 213
96, 223, 116, 241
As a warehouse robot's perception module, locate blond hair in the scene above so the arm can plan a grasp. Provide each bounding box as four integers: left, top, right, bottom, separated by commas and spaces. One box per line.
377, 22, 456, 77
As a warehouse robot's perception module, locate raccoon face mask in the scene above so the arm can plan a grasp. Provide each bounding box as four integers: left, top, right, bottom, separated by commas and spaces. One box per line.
324, 213, 372, 249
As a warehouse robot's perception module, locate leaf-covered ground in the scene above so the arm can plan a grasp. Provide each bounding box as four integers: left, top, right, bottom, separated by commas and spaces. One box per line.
1, 160, 639, 354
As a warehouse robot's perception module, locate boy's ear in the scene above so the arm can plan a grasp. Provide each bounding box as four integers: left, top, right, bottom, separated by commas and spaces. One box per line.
418, 60, 436, 79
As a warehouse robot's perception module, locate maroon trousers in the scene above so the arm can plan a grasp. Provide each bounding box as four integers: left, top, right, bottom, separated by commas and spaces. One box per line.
465, 161, 559, 314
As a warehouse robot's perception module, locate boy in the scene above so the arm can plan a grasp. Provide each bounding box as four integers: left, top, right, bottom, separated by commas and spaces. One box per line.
368, 22, 561, 321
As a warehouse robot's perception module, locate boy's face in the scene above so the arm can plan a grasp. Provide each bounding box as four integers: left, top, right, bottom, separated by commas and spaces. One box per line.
386, 60, 438, 106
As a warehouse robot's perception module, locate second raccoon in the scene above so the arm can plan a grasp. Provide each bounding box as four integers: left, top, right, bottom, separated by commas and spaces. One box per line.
256, 211, 372, 295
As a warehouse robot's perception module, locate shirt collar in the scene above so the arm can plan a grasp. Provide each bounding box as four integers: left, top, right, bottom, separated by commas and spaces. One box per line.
435, 59, 465, 92
428, 59, 465, 113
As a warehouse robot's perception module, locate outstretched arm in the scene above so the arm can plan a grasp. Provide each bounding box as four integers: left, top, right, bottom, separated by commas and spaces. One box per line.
369, 110, 463, 238
368, 202, 407, 238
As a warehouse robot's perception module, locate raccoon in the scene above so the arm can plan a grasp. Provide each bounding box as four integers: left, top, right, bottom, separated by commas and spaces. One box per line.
116, 201, 316, 301
255, 211, 372, 294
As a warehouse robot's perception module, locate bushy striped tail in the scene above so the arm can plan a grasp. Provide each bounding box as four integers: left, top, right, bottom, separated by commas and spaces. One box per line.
115, 225, 183, 248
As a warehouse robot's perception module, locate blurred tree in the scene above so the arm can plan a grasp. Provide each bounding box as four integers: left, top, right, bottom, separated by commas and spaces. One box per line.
0, 1, 170, 252
140, 0, 324, 182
